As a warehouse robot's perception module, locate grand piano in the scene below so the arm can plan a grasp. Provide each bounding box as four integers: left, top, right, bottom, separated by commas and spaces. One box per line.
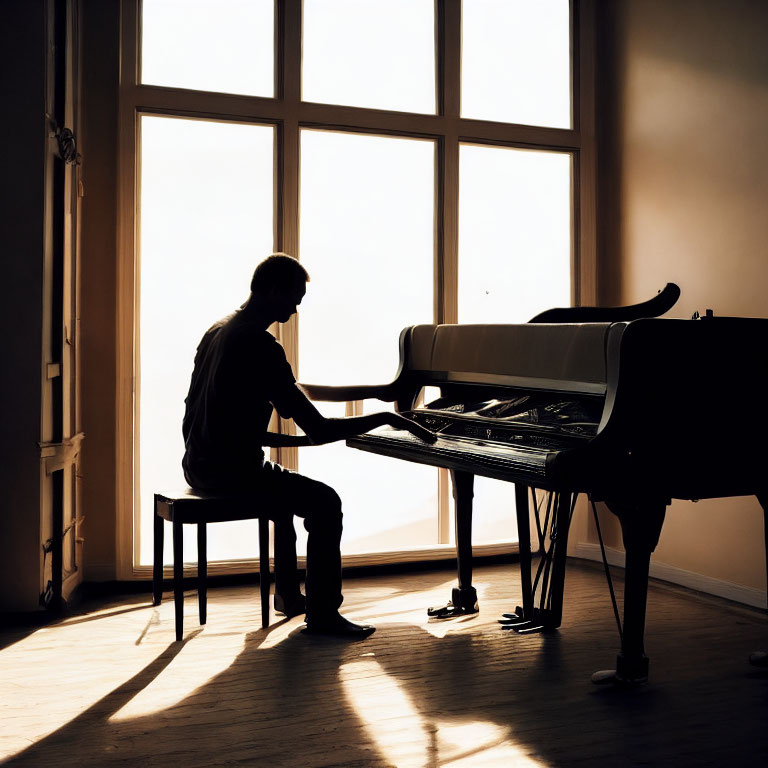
301, 286, 768, 683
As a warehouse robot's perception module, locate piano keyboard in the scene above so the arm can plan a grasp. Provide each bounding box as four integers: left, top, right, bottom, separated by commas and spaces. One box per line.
348, 427, 555, 484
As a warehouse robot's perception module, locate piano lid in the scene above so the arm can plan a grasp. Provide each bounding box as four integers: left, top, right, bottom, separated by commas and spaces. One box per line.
404, 323, 612, 394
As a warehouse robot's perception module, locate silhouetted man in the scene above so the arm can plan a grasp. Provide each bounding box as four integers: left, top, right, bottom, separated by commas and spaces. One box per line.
182, 253, 434, 637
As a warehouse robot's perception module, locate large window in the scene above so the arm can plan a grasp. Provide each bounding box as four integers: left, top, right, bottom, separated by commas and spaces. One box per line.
118, 0, 595, 576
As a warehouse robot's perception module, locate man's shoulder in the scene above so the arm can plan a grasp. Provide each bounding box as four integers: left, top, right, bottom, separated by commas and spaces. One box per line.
212, 311, 240, 334
199, 313, 235, 344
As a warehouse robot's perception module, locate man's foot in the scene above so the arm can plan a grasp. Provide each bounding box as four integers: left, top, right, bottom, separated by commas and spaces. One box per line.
302, 613, 376, 639
274, 593, 306, 619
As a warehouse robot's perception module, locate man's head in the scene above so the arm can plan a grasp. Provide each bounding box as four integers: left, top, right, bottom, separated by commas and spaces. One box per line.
250, 253, 309, 323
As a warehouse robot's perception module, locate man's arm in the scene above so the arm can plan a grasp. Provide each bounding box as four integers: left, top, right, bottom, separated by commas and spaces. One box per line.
286, 385, 436, 445
261, 432, 314, 448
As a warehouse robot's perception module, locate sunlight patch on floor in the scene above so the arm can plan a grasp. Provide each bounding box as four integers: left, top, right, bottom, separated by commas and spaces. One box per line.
435, 720, 546, 767
0, 604, 170, 760
340, 657, 547, 767
255, 616, 306, 649
109, 629, 245, 721
421, 612, 482, 639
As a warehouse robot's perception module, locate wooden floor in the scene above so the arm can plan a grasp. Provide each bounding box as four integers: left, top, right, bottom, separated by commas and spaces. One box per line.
2, 559, 768, 767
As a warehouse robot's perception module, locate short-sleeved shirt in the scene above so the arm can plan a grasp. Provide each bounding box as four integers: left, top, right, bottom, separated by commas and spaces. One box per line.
182, 311, 301, 489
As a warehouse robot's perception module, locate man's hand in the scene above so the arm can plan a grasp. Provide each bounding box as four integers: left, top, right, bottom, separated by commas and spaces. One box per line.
386, 413, 437, 444
289, 385, 437, 445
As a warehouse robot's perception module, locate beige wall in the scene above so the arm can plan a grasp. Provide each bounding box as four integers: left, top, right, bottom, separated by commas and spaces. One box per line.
570, 0, 768, 598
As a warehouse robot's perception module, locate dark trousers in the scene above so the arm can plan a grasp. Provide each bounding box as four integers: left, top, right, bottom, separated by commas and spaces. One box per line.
259, 461, 344, 620
184, 458, 344, 620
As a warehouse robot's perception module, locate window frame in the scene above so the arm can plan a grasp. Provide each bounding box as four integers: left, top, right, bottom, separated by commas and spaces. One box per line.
116, 0, 596, 579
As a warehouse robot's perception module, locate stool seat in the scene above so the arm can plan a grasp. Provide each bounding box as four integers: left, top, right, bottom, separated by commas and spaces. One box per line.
152, 489, 272, 641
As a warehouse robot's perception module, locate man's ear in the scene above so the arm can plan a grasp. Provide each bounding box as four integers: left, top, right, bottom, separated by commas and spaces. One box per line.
264, 285, 282, 303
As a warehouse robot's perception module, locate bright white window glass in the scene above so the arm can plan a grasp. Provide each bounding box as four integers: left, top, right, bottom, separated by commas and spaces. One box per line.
462, 0, 571, 129
138, 116, 274, 566
458, 144, 571, 324
298, 129, 437, 554
302, 0, 435, 114
141, 0, 274, 97
459, 143, 572, 543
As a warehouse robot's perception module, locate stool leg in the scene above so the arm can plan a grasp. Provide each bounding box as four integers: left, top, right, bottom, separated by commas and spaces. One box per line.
152, 498, 164, 606
198, 522, 207, 626
173, 518, 184, 642
259, 518, 270, 629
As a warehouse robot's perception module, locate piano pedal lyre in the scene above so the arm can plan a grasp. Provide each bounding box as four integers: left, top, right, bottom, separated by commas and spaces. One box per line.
499, 488, 572, 635
499, 606, 547, 634
498, 606, 528, 627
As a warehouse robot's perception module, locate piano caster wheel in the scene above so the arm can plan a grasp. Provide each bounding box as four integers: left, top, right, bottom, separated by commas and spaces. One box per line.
427, 587, 478, 619
748, 651, 768, 667
591, 654, 649, 686
591, 669, 620, 685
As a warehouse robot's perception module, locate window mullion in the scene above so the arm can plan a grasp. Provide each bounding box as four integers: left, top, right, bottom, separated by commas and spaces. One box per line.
575, 0, 597, 307
437, 0, 461, 119
436, 0, 461, 543
117, 0, 140, 578
275, 0, 302, 470
279, 0, 301, 104
435, 0, 460, 324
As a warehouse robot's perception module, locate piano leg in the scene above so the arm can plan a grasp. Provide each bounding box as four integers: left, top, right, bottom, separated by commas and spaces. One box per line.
592, 498, 667, 685
427, 469, 479, 618
500, 484, 536, 630
517, 484, 535, 618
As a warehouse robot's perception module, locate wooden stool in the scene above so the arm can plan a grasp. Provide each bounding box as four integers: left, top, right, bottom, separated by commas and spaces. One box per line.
152, 489, 271, 641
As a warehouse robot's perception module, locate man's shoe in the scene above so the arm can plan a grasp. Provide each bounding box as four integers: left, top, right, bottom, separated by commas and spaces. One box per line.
302, 613, 376, 639
274, 593, 306, 619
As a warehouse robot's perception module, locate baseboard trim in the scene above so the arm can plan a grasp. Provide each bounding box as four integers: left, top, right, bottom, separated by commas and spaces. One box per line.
572, 543, 767, 609
122, 541, 519, 581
